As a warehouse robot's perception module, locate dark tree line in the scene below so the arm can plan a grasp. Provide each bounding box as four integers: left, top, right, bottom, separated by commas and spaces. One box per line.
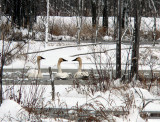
50, 0, 160, 17
1, 0, 159, 81
0, 0, 159, 106
1, 0, 40, 29
1, 0, 159, 29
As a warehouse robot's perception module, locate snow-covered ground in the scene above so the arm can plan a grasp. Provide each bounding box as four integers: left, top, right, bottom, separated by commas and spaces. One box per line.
3, 40, 160, 72
1, 40, 160, 122
1, 84, 160, 122
1, 16, 160, 121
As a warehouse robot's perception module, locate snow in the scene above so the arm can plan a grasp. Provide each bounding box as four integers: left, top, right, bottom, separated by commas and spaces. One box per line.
127, 108, 145, 122
1, 85, 160, 121
103, 35, 113, 41
3, 41, 160, 72
1, 16, 160, 121
0, 100, 29, 121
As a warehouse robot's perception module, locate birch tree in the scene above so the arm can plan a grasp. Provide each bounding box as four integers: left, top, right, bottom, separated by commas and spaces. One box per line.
77, 0, 84, 44
45, 0, 49, 43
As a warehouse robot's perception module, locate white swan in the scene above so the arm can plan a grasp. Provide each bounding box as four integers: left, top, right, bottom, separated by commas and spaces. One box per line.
72, 57, 89, 80
26, 56, 45, 78
55, 58, 70, 80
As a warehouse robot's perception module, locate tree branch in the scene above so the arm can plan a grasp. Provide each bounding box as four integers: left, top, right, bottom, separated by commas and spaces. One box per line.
21, 43, 100, 55
70, 46, 155, 57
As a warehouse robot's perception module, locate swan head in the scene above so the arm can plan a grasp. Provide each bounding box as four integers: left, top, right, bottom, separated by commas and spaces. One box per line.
58, 58, 67, 63
37, 56, 45, 61
72, 57, 81, 62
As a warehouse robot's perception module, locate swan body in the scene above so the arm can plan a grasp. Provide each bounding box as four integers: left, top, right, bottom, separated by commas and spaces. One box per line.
55, 72, 70, 80
26, 56, 45, 78
74, 71, 89, 79
55, 58, 70, 80
72, 57, 89, 80
26, 69, 43, 78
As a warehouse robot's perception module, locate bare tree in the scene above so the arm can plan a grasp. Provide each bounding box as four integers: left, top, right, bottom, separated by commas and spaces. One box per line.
102, 0, 108, 34
1, 0, 38, 29
131, 0, 140, 81
0, 38, 4, 105
77, 0, 84, 44
0, 23, 10, 105
91, 0, 97, 27
45, 0, 49, 43
122, 0, 129, 29
0, 19, 27, 105
116, 0, 122, 79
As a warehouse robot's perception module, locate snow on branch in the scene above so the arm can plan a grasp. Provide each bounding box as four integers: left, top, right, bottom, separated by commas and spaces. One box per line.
21, 43, 100, 55
70, 46, 155, 57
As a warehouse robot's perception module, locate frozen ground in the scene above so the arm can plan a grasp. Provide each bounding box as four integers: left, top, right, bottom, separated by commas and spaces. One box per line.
1, 16, 160, 121
1, 40, 160, 122
3, 40, 160, 73
1, 84, 160, 122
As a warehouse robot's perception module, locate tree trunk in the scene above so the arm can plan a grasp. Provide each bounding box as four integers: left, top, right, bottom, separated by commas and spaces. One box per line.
103, 0, 108, 34
122, 0, 128, 29
0, 39, 5, 106
91, 0, 97, 27
77, 0, 83, 44
0, 4, 2, 105
45, 0, 49, 43
131, 0, 140, 81
113, 0, 117, 43
1, 0, 37, 29
116, 0, 122, 79
0, 66, 3, 105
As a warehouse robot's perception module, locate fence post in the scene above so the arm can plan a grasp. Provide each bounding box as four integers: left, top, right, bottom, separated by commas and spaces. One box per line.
49, 67, 55, 100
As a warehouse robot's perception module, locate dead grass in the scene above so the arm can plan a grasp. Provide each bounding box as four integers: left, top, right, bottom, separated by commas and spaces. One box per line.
140, 30, 160, 41
50, 24, 62, 36
33, 20, 113, 41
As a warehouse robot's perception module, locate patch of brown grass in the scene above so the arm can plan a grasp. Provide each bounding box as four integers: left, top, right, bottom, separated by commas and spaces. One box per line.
80, 23, 95, 40
50, 24, 62, 36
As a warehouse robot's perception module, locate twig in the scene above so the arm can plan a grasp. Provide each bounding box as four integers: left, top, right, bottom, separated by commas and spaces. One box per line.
70, 46, 155, 57
20, 41, 157, 57
21, 43, 99, 55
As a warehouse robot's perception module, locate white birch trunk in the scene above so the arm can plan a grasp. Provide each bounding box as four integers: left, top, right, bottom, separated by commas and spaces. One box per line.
77, 0, 83, 44
45, 0, 49, 43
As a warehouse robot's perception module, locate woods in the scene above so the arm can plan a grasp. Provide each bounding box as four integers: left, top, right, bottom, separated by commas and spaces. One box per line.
0, 0, 160, 106
1, 0, 159, 79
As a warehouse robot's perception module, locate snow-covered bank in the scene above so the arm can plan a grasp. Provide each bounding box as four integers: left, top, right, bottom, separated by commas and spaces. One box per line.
0, 100, 29, 121
1, 84, 160, 121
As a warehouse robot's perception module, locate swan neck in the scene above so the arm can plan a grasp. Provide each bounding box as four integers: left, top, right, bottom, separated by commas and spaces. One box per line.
37, 59, 41, 74
78, 60, 82, 72
58, 62, 62, 73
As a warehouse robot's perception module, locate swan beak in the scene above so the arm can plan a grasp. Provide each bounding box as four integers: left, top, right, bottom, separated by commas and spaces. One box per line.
72, 58, 77, 61
41, 57, 45, 59
62, 59, 67, 61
